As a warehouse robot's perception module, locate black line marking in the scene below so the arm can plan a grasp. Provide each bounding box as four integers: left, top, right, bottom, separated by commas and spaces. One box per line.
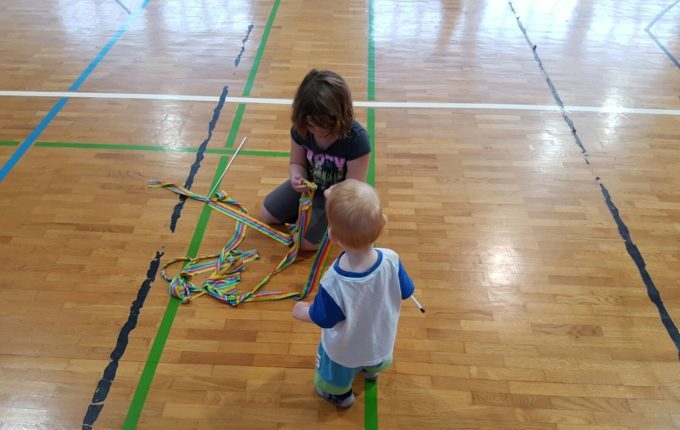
645, 0, 680, 70
235, 25, 254, 67
81, 20, 258, 430
598, 179, 680, 357
170, 24, 255, 231
113, 0, 131, 15
82, 250, 163, 429
508, 1, 680, 359
507, 1, 589, 162
169, 85, 229, 232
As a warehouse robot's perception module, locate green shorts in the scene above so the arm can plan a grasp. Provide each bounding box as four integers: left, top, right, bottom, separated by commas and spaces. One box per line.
314, 344, 392, 395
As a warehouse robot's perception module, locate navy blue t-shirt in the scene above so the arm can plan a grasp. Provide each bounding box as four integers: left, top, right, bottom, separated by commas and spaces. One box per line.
291, 120, 371, 191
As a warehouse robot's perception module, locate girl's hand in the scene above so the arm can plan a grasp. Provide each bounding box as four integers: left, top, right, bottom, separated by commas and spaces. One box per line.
291, 175, 310, 193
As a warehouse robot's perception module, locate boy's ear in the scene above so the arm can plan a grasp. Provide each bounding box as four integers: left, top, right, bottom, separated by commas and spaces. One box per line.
323, 184, 335, 199
327, 227, 334, 242
382, 214, 388, 227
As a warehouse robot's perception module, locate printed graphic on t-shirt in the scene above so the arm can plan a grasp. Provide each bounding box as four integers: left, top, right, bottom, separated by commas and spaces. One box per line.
306, 150, 346, 191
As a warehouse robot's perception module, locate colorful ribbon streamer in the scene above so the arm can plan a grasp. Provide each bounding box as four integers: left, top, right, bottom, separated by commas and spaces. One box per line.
150, 179, 332, 306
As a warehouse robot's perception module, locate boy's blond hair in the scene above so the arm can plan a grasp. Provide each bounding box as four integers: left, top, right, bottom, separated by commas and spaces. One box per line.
325, 179, 385, 249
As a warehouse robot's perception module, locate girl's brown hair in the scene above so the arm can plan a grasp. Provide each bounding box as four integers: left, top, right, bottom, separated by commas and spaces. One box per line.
292, 69, 354, 138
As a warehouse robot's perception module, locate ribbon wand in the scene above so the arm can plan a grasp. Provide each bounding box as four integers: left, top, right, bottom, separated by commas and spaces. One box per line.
411, 295, 425, 313
208, 136, 248, 197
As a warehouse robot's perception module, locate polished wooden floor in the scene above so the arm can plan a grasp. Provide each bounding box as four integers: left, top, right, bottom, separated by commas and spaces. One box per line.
1, 0, 680, 429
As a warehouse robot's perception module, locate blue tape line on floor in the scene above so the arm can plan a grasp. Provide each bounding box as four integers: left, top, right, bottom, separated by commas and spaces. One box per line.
0, 0, 151, 182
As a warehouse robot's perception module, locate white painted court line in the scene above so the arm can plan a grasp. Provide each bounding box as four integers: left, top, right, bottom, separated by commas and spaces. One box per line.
2, 90, 679, 116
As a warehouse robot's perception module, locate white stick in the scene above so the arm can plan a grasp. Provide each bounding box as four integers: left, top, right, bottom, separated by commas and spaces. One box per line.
410, 295, 425, 313
208, 136, 248, 197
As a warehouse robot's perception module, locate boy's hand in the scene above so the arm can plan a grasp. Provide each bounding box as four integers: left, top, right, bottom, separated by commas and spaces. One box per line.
292, 301, 312, 322
291, 175, 310, 193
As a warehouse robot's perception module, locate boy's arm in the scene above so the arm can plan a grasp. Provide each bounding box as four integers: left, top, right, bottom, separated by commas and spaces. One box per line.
398, 260, 415, 299
292, 286, 346, 328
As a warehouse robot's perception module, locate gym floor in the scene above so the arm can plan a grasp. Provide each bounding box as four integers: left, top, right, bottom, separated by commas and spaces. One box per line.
1, 0, 679, 428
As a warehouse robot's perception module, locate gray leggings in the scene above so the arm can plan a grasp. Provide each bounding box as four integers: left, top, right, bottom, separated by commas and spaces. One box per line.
263, 180, 327, 244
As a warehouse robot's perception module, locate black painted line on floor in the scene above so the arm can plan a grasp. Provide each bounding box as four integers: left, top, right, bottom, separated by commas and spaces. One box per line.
82, 250, 163, 429
169, 85, 229, 232
170, 24, 255, 232
645, 0, 680, 70
507, 1, 589, 162
235, 24, 254, 67
113, 0, 132, 15
597, 179, 680, 357
82, 20, 258, 430
508, 1, 680, 358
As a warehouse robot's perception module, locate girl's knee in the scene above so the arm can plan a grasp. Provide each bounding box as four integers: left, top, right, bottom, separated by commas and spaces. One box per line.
259, 205, 281, 224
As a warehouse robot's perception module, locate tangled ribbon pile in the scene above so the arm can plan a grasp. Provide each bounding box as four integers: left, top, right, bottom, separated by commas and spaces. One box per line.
149, 179, 331, 306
